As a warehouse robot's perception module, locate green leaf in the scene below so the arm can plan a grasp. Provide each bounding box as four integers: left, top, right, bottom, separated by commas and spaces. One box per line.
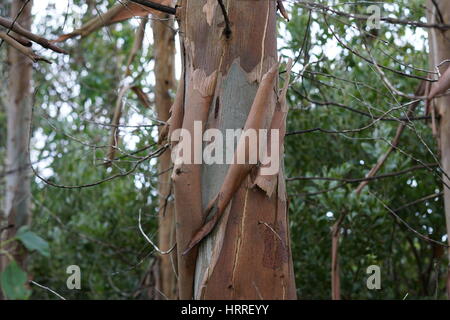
16, 226, 50, 257
0, 261, 31, 300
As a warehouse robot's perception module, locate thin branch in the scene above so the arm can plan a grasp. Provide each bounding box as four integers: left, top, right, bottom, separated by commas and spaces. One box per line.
393, 192, 444, 212
369, 190, 449, 248
296, 0, 450, 30
287, 163, 438, 183
32, 145, 168, 189
29, 280, 66, 300
138, 210, 176, 255
323, 14, 432, 82
291, 88, 431, 122
128, 0, 176, 15
355, 82, 426, 194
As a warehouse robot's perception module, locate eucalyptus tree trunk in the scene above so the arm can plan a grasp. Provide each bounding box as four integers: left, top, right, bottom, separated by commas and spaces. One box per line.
171, 0, 296, 300
427, 0, 450, 299
1, 0, 32, 272
152, 13, 178, 300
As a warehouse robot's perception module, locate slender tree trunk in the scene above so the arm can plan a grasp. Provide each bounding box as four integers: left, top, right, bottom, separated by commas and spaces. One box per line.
427, 0, 450, 299
152, 13, 178, 300
171, 0, 296, 299
0, 0, 33, 287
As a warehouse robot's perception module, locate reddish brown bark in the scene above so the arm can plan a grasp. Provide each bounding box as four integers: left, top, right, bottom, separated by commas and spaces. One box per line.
152, 12, 178, 300
171, 0, 296, 300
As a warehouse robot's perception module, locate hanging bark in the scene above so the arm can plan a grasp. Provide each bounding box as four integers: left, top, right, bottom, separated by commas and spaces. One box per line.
53, 0, 172, 42
427, 0, 450, 299
152, 11, 178, 300
0, 0, 33, 286
171, 0, 296, 300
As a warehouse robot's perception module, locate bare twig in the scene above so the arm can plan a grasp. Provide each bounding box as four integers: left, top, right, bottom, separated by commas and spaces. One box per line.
369, 191, 449, 248
355, 82, 426, 194
287, 163, 438, 183
30, 280, 66, 300
138, 210, 176, 255
128, 0, 176, 15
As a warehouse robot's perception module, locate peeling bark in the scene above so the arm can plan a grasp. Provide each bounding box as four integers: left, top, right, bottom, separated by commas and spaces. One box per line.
172, 0, 296, 300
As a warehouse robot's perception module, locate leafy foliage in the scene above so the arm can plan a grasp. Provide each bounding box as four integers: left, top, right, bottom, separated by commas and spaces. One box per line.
16, 226, 50, 258
0, 261, 31, 300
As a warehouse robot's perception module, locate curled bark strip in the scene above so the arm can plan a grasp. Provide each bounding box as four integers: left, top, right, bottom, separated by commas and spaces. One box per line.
183, 63, 279, 255
53, 0, 171, 42
277, 0, 290, 22
167, 77, 185, 145
0, 16, 67, 54
0, 32, 51, 64
254, 59, 293, 197
428, 64, 450, 101
172, 70, 217, 299
53, 3, 126, 42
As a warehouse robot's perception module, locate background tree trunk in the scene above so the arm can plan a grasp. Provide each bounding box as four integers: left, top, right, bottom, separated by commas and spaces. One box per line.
152, 12, 178, 300
0, 0, 33, 290
427, 0, 450, 299
172, 0, 296, 299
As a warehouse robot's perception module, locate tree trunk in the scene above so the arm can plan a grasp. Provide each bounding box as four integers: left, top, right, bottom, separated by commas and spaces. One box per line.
427, 0, 450, 299
171, 0, 296, 299
152, 13, 178, 300
0, 0, 32, 283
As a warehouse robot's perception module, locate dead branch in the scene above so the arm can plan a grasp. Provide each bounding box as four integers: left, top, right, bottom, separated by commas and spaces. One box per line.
0, 31, 51, 63
0, 16, 67, 54
129, 0, 176, 15
53, 0, 160, 42
277, 0, 289, 21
